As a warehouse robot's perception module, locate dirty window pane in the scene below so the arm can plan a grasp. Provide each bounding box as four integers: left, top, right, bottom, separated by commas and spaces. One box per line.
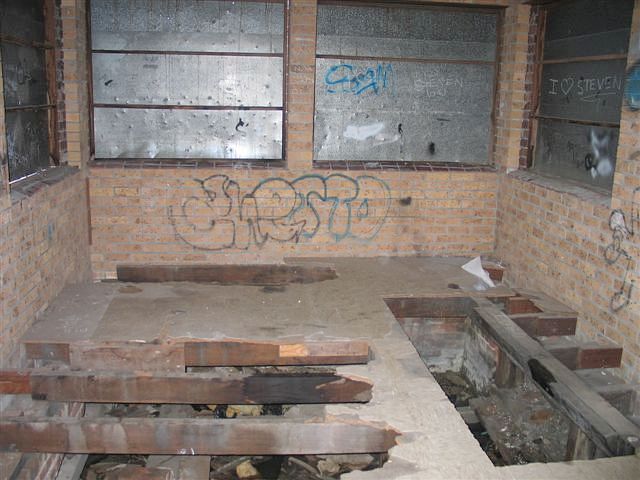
90, 0, 284, 161
532, 0, 634, 192
1, 0, 51, 181
313, 4, 499, 164
5, 110, 50, 181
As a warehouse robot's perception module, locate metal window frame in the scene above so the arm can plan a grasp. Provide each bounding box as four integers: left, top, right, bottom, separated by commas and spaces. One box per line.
528, 1, 630, 174
87, 0, 288, 165
0, 0, 59, 183
311, 0, 504, 167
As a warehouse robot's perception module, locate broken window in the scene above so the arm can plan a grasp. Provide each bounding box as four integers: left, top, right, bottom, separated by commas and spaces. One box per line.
530, 0, 634, 193
89, 0, 284, 162
1, 0, 58, 182
313, 3, 500, 165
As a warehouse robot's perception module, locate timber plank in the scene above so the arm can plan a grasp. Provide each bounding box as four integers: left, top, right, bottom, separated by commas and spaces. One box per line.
509, 313, 577, 337
24, 339, 370, 368
69, 341, 186, 372
184, 339, 370, 366
0, 417, 400, 455
116, 264, 338, 285
540, 337, 623, 370
471, 299, 640, 457
22, 370, 372, 404
0, 370, 30, 394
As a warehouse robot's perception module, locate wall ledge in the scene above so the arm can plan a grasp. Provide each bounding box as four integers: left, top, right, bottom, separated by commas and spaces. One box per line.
9, 167, 82, 205
506, 170, 611, 209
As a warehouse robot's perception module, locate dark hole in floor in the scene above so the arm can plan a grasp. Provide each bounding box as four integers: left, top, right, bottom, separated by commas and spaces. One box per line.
385, 296, 573, 466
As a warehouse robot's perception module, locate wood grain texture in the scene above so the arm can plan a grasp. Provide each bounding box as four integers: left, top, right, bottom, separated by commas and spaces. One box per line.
116, 264, 338, 285
24, 370, 372, 404
0, 417, 400, 455
184, 339, 370, 366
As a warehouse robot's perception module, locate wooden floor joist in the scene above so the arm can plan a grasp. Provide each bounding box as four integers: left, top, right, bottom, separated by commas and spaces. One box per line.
0, 370, 373, 404
0, 417, 400, 455
509, 313, 577, 337
184, 339, 371, 366
540, 337, 623, 370
472, 299, 640, 457
23, 339, 371, 369
116, 264, 338, 285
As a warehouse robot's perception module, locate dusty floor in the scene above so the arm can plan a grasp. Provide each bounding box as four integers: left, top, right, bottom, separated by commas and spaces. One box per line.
23, 257, 640, 479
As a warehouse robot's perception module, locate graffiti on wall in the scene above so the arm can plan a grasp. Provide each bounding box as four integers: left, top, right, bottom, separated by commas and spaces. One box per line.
324, 63, 394, 96
169, 174, 391, 251
604, 167, 640, 312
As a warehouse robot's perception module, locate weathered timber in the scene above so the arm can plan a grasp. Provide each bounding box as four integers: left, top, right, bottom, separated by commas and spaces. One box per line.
565, 423, 606, 461
0, 417, 400, 455
540, 337, 623, 370
384, 296, 476, 319
472, 298, 640, 457
184, 339, 370, 366
24, 339, 370, 368
24, 341, 70, 363
505, 297, 542, 315
0, 370, 30, 394
509, 313, 577, 337
69, 341, 186, 371
0, 370, 372, 404
116, 264, 338, 285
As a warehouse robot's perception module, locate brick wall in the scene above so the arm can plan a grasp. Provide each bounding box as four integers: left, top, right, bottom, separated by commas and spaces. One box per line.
0, 0, 92, 370
496, 0, 640, 383
0, 171, 91, 368
88, 0, 525, 278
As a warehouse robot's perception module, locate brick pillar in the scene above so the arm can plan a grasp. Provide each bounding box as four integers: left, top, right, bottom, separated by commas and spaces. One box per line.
0, 47, 8, 207
60, 0, 90, 169
493, 4, 531, 172
285, 0, 317, 171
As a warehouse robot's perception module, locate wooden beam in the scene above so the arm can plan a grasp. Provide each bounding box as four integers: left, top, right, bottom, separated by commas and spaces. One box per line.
540, 337, 623, 370
0, 417, 400, 455
472, 299, 640, 457
184, 339, 371, 366
24, 339, 371, 368
69, 341, 186, 371
116, 264, 337, 285
0, 370, 372, 404
0, 370, 30, 394
505, 297, 542, 315
509, 313, 577, 337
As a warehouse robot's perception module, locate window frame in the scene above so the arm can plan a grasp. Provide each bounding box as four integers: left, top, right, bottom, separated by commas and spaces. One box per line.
312, 0, 503, 170
526, 1, 632, 193
86, 0, 288, 167
0, 0, 60, 184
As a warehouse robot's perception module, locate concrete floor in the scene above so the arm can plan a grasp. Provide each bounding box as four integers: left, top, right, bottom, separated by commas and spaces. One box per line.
23, 257, 640, 479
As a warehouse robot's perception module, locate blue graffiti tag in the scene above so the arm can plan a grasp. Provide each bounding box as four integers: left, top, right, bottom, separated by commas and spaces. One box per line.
624, 61, 640, 111
325, 64, 394, 96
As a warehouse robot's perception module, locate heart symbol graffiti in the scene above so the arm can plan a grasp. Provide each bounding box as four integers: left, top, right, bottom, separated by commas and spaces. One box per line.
561, 77, 574, 96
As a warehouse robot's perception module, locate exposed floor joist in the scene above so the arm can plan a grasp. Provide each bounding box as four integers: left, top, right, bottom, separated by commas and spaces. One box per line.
472, 298, 640, 457
0, 417, 400, 455
0, 369, 373, 404
24, 339, 371, 369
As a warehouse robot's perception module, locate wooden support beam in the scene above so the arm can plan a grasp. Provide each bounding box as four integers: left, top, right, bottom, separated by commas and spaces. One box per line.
24, 339, 371, 369
509, 313, 577, 337
0, 370, 372, 404
505, 297, 542, 315
116, 264, 338, 285
0, 417, 400, 455
184, 340, 371, 366
0, 370, 30, 394
540, 337, 623, 370
471, 299, 640, 457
